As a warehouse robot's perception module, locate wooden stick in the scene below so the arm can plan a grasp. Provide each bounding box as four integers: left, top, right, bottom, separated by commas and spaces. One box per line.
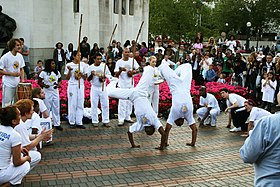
102, 24, 118, 91
77, 14, 83, 89
131, 21, 144, 85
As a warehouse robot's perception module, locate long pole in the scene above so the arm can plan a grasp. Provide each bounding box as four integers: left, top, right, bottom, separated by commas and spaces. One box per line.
77, 14, 83, 89
131, 21, 144, 85
102, 24, 118, 91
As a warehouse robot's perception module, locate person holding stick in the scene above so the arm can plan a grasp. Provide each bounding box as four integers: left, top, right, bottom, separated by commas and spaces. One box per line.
87, 53, 112, 127
64, 50, 87, 129
114, 48, 139, 126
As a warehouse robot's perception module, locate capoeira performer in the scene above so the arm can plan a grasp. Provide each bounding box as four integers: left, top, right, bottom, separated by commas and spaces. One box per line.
196, 86, 220, 127
64, 50, 87, 129
147, 56, 161, 116
38, 59, 62, 131
159, 62, 197, 147
114, 48, 139, 126
87, 53, 112, 127
107, 65, 166, 150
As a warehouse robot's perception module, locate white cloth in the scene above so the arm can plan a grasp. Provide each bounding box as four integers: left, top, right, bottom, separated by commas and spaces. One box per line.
0, 161, 30, 185
14, 121, 32, 148
0, 126, 22, 169
249, 107, 271, 123
197, 93, 220, 124
67, 84, 84, 125
33, 98, 47, 115
87, 63, 112, 89
64, 62, 87, 85
174, 63, 192, 93
196, 107, 220, 125
0, 51, 25, 88
161, 59, 175, 66
1, 85, 16, 107
146, 66, 160, 115
262, 80, 277, 103
158, 63, 195, 125
226, 93, 246, 108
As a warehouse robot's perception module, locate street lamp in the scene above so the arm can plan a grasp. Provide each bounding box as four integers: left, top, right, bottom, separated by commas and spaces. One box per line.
225, 23, 229, 34
246, 21, 251, 52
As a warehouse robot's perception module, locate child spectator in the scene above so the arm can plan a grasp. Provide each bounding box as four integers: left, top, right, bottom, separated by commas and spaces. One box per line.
205, 64, 216, 82
217, 73, 226, 84
33, 60, 44, 79
262, 72, 277, 112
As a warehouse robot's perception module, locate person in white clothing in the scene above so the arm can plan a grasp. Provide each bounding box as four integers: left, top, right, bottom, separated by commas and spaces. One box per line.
226, 35, 236, 53
158, 62, 197, 147
243, 100, 271, 137
147, 56, 160, 115
262, 72, 277, 112
14, 99, 53, 170
114, 48, 139, 126
38, 59, 62, 131
32, 88, 49, 119
199, 52, 213, 79
0, 105, 31, 187
220, 88, 249, 132
161, 54, 175, 68
107, 66, 166, 150
64, 51, 87, 129
197, 86, 220, 127
0, 38, 25, 107
87, 53, 112, 127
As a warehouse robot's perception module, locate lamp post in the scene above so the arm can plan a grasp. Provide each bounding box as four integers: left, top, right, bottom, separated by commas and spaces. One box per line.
225, 22, 229, 34
246, 21, 251, 52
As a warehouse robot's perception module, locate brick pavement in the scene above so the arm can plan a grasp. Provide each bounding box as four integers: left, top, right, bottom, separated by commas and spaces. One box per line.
22, 113, 254, 187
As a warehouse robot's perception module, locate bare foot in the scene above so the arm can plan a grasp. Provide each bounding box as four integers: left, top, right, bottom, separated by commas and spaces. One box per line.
131, 145, 140, 148
186, 143, 195, 147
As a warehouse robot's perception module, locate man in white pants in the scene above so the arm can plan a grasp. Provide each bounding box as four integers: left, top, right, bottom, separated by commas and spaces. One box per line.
0, 38, 25, 107
159, 62, 197, 147
196, 86, 220, 127
107, 66, 166, 150
114, 48, 139, 126
87, 53, 112, 127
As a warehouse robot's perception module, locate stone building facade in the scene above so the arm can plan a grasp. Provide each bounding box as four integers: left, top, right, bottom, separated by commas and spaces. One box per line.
0, 0, 149, 67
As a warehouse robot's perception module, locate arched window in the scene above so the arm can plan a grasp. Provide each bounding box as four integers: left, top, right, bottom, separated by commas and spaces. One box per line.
129, 0, 134, 15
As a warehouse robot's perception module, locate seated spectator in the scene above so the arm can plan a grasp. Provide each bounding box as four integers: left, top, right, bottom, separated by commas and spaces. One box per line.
33, 60, 44, 79
0, 105, 31, 186
14, 99, 53, 170
243, 100, 271, 137
217, 73, 226, 84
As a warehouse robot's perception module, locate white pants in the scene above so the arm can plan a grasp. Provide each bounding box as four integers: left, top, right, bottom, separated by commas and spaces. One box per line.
44, 89, 60, 126
67, 84, 84, 125
107, 80, 133, 123
196, 107, 220, 125
2, 85, 16, 107
0, 162, 30, 185
29, 150, 41, 170
148, 86, 159, 115
90, 87, 109, 123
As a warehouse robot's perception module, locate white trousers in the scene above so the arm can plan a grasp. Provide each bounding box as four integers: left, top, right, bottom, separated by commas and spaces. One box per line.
44, 89, 60, 126
148, 86, 159, 115
90, 87, 109, 123
2, 85, 16, 107
196, 107, 220, 124
29, 150, 41, 170
67, 84, 84, 125
107, 80, 133, 123
0, 162, 30, 185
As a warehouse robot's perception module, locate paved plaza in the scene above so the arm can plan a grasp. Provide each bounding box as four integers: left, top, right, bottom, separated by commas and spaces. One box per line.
22, 113, 254, 187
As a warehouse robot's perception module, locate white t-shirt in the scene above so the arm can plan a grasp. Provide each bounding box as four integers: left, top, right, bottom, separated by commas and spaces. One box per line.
14, 120, 32, 147
87, 63, 112, 88
33, 98, 47, 114
199, 93, 220, 111
39, 71, 61, 92
161, 59, 175, 66
114, 58, 139, 88
262, 80, 277, 103
0, 125, 22, 169
26, 112, 42, 134
174, 63, 192, 93
249, 107, 271, 123
129, 97, 162, 133
226, 93, 246, 107
0, 51, 25, 87
64, 62, 87, 85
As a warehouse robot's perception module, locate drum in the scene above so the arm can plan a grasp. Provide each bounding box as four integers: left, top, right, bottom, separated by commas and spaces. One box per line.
16, 83, 32, 100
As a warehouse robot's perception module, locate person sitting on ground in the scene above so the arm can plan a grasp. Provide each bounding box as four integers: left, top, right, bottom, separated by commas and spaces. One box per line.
220, 88, 249, 132
31, 87, 49, 119
0, 105, 31, 187
14, 99, 53, 170
243, 100, 271, 137
196, 86, 220, 127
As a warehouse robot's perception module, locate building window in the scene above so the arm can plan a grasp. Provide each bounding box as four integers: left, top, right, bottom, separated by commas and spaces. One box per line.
114, 0, 119, 14
129, 0, 134, 15
73, 0, 79, 13
122, 0, 126, 15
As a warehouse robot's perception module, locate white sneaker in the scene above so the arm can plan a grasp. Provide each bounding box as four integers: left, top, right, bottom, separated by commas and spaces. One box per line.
229, 127, 241, 132
211, 124, 216, 127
